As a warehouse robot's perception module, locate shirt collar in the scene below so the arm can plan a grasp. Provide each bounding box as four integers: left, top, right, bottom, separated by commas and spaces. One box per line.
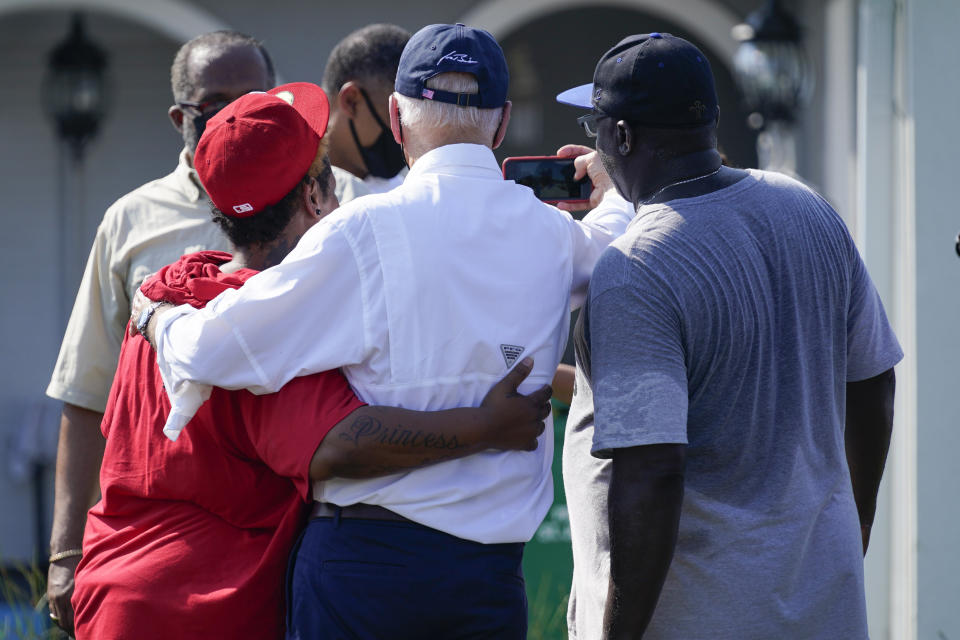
173, 147, 204, 202
406, 143, 502, 181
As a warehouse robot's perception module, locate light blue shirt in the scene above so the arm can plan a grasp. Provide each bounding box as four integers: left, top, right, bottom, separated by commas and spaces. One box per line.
566, 169, 902, 639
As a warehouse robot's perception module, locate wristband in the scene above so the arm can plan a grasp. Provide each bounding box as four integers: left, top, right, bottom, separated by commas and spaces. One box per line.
49, 548, 83, 563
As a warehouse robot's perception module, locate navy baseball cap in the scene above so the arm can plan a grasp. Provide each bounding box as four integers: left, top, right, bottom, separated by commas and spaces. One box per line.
395, 23, 509, 108
557, 32, 718, 128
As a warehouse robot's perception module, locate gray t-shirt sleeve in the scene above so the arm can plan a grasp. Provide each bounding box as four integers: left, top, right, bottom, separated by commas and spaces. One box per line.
845, 240, 903, 381
588, 250, 689, 459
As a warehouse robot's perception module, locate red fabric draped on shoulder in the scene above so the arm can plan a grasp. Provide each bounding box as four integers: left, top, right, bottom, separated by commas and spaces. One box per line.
139, 250, 258, 308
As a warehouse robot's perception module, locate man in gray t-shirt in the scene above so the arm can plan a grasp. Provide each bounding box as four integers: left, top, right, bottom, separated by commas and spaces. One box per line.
557, 33, 901, 639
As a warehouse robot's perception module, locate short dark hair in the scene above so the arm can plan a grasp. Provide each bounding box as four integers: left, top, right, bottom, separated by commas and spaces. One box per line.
322, 23, 411, 96
211, 158, 334, 248
171, 30, 276, 102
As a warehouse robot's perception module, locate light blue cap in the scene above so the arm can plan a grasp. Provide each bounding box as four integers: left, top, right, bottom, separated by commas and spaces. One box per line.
556, 83, 594, 109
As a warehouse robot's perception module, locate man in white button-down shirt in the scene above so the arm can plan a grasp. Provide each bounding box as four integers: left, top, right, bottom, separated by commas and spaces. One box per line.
136, 23, 632, 638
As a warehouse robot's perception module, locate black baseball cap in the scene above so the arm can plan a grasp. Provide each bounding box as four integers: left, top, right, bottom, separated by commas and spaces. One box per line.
557, 32, 718, 128
395, 23, 509, 108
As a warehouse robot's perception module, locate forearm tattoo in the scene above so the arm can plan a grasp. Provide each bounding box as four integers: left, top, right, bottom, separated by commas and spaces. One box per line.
340, 415, 469, 451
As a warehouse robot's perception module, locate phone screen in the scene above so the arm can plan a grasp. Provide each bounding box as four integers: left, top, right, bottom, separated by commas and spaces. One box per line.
502, 156, 592, 203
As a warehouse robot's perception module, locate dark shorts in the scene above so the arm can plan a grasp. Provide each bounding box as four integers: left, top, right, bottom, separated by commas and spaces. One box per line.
285, 513, 527, 639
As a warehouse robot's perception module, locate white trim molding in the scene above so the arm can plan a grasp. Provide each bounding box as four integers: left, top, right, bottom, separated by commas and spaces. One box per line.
857, 1, 918, 638
0, 0, 228, 42
888, 0, 917, 637
460, 0, 740, 62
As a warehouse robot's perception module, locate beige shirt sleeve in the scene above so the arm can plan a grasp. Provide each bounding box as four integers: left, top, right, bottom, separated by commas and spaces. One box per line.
47, 151, 228, 412
46, 208, 129, 413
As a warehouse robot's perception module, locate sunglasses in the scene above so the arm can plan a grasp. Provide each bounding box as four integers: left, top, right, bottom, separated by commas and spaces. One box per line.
177, 98, 232, 117
576, 111, 610, 138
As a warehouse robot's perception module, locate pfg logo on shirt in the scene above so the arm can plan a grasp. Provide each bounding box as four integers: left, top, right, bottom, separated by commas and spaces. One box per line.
233, 203, 254, 214
500, 344, 525, 368
439, 51, 478, 65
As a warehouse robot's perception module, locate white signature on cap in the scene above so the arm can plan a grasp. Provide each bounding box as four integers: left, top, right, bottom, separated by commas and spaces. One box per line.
439, 51, 478, 65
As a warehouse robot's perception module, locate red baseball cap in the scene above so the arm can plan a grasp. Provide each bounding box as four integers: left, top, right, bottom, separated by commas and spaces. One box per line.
267, 82, 330, 139
195, 82, 330, 218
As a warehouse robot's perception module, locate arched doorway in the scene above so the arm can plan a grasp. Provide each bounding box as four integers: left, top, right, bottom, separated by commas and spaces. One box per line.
462, 1, 757, 170
462, 0, 740, 60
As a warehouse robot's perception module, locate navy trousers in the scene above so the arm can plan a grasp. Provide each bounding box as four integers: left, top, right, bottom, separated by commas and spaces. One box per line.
285, 514, 527, 639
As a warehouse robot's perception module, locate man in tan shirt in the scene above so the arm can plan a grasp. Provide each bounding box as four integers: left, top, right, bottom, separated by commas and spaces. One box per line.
44, 30, 276, 634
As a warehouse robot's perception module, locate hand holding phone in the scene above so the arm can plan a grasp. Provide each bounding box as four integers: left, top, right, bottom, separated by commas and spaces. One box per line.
502, 155, 592, 206
555, 144, 617, 212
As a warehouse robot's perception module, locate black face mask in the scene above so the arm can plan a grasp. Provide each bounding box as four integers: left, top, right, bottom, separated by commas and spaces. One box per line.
181, 105, 227, 153
181, 95, 243, 152
190, 109, 220, 149
349, 88, 407, 179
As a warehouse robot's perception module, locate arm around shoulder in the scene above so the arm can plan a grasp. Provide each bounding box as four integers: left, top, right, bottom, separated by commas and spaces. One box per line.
310, 358, 552, 481
159, 224, 367, 392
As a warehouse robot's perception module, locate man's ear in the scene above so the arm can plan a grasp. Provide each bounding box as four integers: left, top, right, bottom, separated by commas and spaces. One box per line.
616, 120, 634, 157
303, 176, 322, 217
168, 105, 185, 134
389, 94, 402, 145
304, 172, 339, 221
338, 82, 362, 119
492, 101, 512, 150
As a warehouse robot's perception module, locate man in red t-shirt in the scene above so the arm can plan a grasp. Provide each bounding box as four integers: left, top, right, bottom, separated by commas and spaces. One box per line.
73, 83, 550, 640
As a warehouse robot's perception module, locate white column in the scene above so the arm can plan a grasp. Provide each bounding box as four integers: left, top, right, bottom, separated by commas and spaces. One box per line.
888, 1, 918, 636
902, 0, 960, 638
856, 2, 906, 634
859, 0, 960, 637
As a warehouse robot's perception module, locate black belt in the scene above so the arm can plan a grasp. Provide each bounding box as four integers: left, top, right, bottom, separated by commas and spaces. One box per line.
309, 501, 411, 523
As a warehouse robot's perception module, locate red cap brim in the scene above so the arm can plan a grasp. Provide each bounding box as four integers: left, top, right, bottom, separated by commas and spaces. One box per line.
268, 82, 330, 139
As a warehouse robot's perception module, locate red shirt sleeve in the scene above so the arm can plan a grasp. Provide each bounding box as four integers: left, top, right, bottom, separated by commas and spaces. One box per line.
236, 370, 366, 501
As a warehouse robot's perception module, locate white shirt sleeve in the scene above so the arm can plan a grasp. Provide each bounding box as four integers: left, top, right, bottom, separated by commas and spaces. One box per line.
154, 218, 368, 440
567, 189, 634, 309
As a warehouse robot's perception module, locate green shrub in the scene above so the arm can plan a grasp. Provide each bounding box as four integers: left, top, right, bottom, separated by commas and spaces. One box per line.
0, 562, 58, 640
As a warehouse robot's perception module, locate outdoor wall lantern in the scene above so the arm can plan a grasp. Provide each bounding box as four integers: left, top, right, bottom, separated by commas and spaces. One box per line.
732, 0, 812, 172
43, 13, 109, 160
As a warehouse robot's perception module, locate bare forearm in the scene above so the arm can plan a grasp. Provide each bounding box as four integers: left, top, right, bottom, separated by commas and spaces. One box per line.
50, 404, 106, 551
311, 406, 501, 481
551, 364, 575, 405
845, 368, 895, 551
604, 444, 685, 639
47, 404, 105, 634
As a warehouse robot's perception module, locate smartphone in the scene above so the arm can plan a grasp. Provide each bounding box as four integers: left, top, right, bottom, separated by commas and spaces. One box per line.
502, 156, 591, 205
